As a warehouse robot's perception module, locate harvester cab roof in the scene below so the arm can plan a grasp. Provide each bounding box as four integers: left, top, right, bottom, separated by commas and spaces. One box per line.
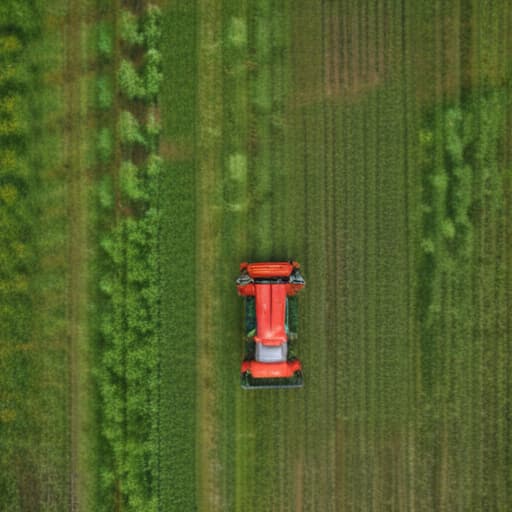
237, 261, 305, 389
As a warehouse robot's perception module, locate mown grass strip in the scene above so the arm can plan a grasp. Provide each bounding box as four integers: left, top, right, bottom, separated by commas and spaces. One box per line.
193, 0, 225, 510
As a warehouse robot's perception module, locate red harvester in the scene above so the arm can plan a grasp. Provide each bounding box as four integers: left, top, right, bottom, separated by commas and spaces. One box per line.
236, 261, 305, 389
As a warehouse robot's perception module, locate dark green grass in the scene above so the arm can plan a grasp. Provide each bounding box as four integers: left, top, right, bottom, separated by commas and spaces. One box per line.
157, 2, 198, 510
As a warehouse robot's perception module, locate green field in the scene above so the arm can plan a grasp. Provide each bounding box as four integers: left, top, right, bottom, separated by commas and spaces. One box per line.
1, 0, 511, 511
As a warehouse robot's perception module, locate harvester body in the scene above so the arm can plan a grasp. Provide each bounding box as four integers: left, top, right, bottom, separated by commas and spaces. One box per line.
237, 261, 305, 389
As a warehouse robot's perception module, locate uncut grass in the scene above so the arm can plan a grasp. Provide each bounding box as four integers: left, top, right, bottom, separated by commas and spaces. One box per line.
158, 2, 198, 510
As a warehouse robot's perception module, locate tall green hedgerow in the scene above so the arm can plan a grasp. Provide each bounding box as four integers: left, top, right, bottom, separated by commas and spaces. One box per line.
143, 49, 162, 99
120, 160, 144, 201
142, 5, 162, 48
120, 9, 143, 46
118, 59, 146, 100
119, 110, 146, 147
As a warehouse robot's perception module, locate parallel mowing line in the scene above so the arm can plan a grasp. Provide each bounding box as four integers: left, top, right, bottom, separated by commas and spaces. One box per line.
242, 7, 258, 511
375, 2, 389, 508
300, 110, 313, 512
226, 0, 251, 508
360, 2, 376, 509
268, 0, 282, 504
337, 3, 351, 508
449, 2, 463, 509
332, 2, 350, 510
495, 7, 508, 509
456, 5, 472, 510
381, 2, 410, 504
320, 0, 338, 507
399, 0, 419, 509
343, 2, 360, 507
367, 2, 382, 509
398, 63, 410, 507
506, 8, 512, 507
441, 10, 455, 510
245, 2, 280, 509
352, 3, 373, 510
483, 6, 501, 508
473, 5, 485, 508
270, 0, 297, 507
496, 8, 512, 507
221, 0, 251, 508
195, 0, 224, 509
275, 1, 288, 508
296, 3, 330, 509
364, 55, 379, 512
431, 3, 444, 509
287, 13, 308, 511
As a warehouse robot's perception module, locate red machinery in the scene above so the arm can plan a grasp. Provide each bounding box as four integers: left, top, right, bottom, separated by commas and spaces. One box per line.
236, 261, 305, 389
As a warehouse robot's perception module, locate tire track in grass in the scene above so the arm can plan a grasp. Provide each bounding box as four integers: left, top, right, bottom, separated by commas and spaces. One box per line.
337, 3, 356, 508
435, 5, 453, 507
471, 7, 485, 507
220, 3, 253, 510
497, 10, 512, 504
374, 4, 410, 507
439, 3, 461, 509
417, 3, 443, 508
291, 4, 329, 500
268, 2, 284, 504
360, 3, 381, 507
493, 9, 510, 508
248, 4, 278, 510
356, 3, 380, 510
400, 1, 422, 509
299, 3, 338, 506
320, 1, 338, 507
267, 1, 299, 507
242, 2, 290, 509
195, 0, 224, 509
286, 14, 310, 509
478, 7, 505, 507
64, 2, 90, 509
220, 1, 251, 509
332, 3, 352, 508
365, 87, 379, 512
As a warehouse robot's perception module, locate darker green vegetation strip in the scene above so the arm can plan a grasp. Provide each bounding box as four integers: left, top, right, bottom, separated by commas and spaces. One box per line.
158, 2, 198, 510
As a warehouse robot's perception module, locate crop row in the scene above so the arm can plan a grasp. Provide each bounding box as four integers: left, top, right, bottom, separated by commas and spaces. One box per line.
92, 4, 163, 511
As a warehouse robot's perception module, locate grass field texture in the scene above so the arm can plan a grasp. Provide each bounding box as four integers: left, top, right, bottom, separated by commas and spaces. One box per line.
0, 1, 511, 511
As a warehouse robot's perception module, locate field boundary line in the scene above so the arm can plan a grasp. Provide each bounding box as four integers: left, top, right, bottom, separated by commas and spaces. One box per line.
64, 1, 90, 510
